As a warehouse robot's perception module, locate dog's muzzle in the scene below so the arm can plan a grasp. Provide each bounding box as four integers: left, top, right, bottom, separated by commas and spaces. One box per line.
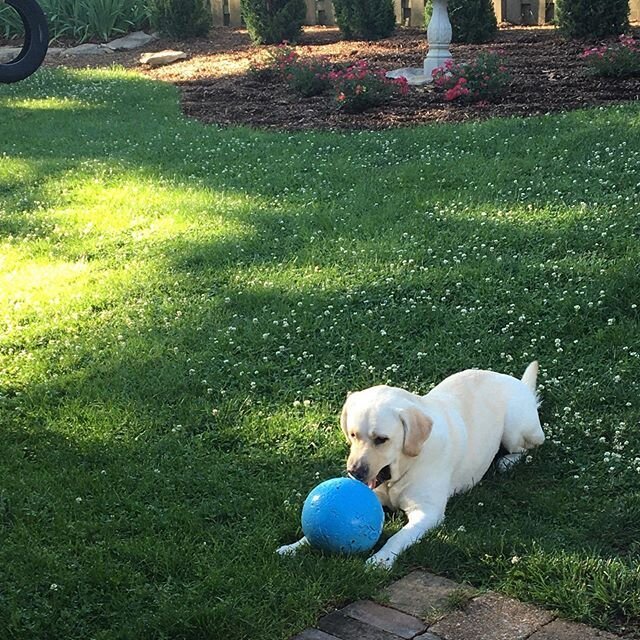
347, 462, 369, 484
348, 464, 392, 489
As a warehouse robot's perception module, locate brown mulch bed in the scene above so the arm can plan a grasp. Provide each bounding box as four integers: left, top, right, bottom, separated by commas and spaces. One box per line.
46, 25, 640, 130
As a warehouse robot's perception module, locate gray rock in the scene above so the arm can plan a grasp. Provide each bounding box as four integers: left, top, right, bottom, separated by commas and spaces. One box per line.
105, 31, 158, 51
0, 47, 22, 64
65, 43, 113, 56
139, 50, 187, 68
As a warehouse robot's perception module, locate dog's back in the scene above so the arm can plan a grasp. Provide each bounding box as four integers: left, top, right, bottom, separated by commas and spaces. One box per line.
421, 364, 543, 493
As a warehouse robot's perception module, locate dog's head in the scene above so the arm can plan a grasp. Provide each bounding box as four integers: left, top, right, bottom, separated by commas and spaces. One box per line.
340, 385, 433, 489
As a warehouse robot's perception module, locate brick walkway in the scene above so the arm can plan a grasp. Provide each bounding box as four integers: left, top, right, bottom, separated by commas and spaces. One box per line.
292, 571, 619, 640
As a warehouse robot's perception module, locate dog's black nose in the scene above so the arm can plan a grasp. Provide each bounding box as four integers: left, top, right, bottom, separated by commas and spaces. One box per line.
347, 463, 369, 482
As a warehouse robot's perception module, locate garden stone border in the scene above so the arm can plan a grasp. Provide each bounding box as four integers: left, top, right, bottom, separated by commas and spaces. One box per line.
0, 31, 159, 62
292, 570, 620, 640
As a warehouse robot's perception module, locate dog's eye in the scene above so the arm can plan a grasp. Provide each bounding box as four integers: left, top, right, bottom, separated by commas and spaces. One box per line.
373, 436, 388, 446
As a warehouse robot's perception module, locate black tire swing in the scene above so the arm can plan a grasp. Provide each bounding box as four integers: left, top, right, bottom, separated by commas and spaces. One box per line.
0, 0, 48, 83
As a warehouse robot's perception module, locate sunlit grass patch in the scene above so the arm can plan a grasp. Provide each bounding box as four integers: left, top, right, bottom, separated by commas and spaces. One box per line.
0, 96, 95, 111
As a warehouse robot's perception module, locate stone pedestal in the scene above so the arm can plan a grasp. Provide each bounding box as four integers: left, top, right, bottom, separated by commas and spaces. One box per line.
423, 0, 453, 78
386, 0, 452, 86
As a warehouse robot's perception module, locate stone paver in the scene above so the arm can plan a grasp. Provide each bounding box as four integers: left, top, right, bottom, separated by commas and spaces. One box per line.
530, 619, 620, 640
290, 571, 621, 640
292, 629, 341, 640
429, 592, 555, 640
384, 570, 475, 619
318, 610, 404, 640
342, 600, 426, 638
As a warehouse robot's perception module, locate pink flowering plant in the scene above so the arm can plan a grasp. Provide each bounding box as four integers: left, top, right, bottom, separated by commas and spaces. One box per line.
269, 44, 333, 97
432, 52, 510, 103
580, 35, 640, 78
327, 61, 409, 113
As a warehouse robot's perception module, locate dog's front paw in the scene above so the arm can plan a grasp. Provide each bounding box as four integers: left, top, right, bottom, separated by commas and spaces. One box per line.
276, 537, 309, 557
366, 551, 395, 570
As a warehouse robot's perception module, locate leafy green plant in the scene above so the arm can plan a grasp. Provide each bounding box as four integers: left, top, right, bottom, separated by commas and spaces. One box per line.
0, 0, 149, 42
424, 0, 497, 44
0, 4, 24, 39
147, 0, 212, 38
240, 0, 307, 45
332, 0, 396, 40
432, 51, 510, 102
556, 0, 629, 40
580, 35, 640, 77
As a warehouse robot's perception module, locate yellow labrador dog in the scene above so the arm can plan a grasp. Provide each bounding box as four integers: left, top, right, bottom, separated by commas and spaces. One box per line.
277, 362, 544, 568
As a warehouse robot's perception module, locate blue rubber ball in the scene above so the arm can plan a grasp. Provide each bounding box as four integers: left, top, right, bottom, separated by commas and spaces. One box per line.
301, 477, 384, 554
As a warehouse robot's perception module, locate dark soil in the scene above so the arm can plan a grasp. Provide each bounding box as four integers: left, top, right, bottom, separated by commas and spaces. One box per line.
46, 25, 640, 130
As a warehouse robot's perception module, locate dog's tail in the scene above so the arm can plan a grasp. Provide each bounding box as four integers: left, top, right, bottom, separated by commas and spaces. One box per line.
521, 361, 540, 403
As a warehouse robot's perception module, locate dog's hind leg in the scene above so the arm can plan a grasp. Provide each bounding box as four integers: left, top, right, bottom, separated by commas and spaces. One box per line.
496, 452, 524, 473
498, 374, 544, 473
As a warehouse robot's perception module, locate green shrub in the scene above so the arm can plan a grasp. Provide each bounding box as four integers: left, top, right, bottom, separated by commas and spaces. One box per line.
556, 0, 629, 40
147, 0, 212, 38
240, 0, 307, 45
424, 0, 497, 44
332, 0, 396, 40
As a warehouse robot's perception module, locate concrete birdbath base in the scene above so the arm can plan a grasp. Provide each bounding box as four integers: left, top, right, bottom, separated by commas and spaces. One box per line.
386, 0, 452, 86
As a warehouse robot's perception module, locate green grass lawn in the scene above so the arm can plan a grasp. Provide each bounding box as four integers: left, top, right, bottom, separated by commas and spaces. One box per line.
1, 67, 639, 639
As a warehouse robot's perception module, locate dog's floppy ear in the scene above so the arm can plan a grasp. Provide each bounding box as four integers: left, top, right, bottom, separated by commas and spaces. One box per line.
400, 407, 433, 457
340, 399, 350, 443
